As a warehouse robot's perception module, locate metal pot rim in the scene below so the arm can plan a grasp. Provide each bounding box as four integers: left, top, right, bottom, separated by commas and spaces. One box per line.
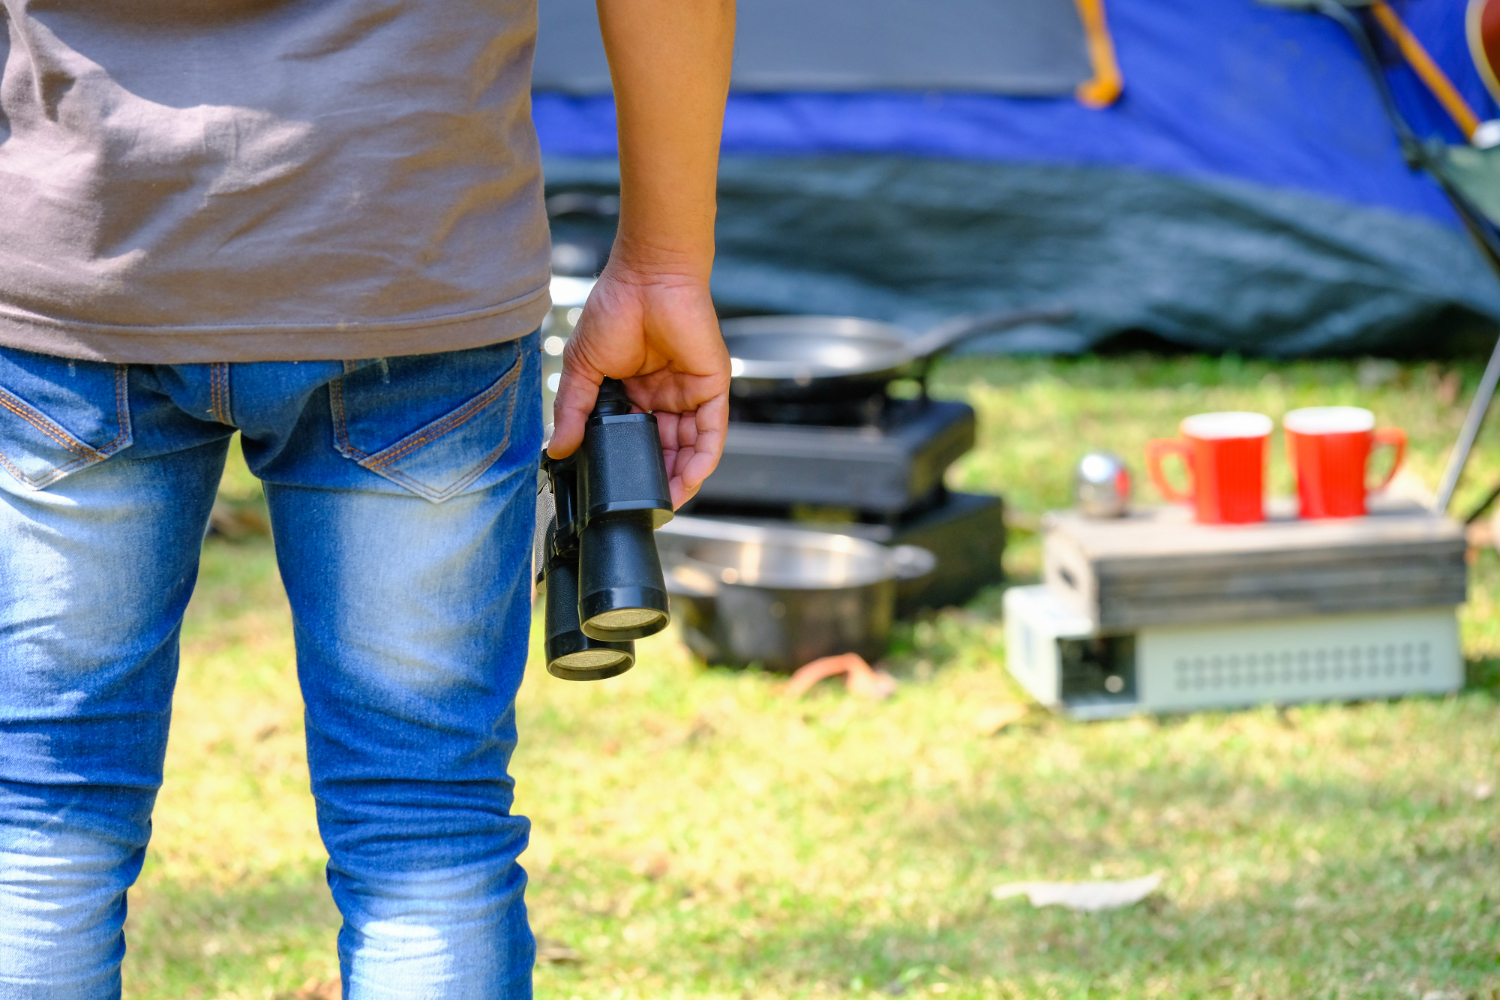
658, 516, 934, 592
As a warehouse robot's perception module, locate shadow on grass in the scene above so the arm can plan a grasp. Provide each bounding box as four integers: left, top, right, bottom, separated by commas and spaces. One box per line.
125, 741, 1500, 1000
675, 863, 1500, 998
1467, 657, 1500, 693
528, 717, 1500, 998
531, 850, 1500, 998
829, 747, 1494, 993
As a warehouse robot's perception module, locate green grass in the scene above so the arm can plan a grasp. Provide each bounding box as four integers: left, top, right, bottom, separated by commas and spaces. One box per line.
123, 355, 1500, 999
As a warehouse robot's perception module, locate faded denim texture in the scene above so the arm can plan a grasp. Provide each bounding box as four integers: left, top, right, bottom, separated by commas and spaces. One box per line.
0, 333, 542, 1000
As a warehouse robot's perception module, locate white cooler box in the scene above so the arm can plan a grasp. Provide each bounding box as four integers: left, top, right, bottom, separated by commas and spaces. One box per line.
1004, 584, 1463, 720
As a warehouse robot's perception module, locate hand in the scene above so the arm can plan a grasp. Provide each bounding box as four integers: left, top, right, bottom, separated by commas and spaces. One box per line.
547, 254, 730, 508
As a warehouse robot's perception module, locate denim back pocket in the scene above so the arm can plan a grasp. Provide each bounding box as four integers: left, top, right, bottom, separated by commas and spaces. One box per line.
329, 340, 533, 503
0, 350, 132, 491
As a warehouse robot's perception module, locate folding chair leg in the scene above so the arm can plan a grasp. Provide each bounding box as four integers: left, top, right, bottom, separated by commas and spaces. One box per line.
1437, 330, 1500, 513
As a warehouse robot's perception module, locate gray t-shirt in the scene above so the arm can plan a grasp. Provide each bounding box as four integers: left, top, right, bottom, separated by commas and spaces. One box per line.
0, 0, 551, 362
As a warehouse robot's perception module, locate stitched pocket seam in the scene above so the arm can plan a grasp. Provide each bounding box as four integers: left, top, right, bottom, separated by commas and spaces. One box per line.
209, 363, 231, 425
330, 351, 523, 502
0, 366, 132, 490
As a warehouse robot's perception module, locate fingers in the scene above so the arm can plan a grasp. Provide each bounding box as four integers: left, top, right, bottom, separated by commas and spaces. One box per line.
655, 394, 727, 509
549, 275, 647, 458
547, 358, 602, 459
669, 478, 701, 510
677, 393, 726, 491
665, 442, 705, 508
655, 411, 689, 508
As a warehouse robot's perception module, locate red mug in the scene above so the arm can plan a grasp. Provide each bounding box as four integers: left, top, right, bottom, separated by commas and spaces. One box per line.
1146, 412, 1272, 524
1283, 406, 1406, 518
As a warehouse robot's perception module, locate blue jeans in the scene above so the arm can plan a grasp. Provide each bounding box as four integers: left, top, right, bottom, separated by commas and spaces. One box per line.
0, 335, 542, 999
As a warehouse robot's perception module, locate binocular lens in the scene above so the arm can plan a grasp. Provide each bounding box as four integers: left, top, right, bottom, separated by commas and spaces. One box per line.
549, 645, 634, 681
577, 510, 671, 641
589, 607, 667, 631
544, 545, 635, 681
554, 647, 631, 671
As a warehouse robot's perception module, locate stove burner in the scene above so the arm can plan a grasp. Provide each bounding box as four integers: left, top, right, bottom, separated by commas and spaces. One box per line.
696, 399, 977, 515
728, 392, 923, 428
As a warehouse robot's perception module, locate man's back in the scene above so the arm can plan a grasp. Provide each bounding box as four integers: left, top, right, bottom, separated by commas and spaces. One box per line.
0, 0, 550, 362
0, 2, 734, 995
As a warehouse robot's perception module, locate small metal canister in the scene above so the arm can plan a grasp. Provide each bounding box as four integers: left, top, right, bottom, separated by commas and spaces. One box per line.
1075, 452, 1131, 518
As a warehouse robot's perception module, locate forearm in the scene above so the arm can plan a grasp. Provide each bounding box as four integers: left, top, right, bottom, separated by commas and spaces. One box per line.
596, 0, 734, 280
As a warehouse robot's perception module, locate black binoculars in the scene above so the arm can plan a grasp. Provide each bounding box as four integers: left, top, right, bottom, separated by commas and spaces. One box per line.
538, 378, 673, 681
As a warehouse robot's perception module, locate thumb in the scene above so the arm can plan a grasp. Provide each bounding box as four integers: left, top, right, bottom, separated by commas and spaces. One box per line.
548, 359, 603, 459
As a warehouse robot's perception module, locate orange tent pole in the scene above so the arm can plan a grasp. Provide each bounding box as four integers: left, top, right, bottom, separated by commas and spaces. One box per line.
1371, 1, 1482, 139
1073, 0, 1124, 108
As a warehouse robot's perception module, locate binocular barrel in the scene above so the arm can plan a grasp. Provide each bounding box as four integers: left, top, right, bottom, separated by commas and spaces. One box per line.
540, 378, 674, 679
577, 510, 669, 639
543, 525, 636, 681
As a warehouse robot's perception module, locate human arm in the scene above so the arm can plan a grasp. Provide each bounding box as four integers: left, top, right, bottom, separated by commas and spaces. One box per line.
545, 0, 736, 509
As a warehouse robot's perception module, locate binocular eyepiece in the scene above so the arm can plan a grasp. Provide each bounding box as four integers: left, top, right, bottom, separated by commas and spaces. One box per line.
539, 378, 673, 680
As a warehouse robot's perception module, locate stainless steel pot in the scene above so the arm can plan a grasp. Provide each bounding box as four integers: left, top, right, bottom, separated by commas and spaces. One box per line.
657, 517, 934, 672
720, 307, 1070, 402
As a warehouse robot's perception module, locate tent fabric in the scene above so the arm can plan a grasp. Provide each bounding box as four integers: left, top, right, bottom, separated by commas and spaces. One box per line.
533, 0, 1091, 95
535, 0, 1488, 222
535, 0, 1500, 355
546, 155, 1500, 357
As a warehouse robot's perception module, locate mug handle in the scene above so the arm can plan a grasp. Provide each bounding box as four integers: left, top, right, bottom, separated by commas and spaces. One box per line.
1145, 437, 1194, 503
1368, 427, 1407, 492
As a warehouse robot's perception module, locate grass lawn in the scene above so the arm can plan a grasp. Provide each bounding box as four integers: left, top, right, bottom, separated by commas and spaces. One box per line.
123, 354, 1500, 999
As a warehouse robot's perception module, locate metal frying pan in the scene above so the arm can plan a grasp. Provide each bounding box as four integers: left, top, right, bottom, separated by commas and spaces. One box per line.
720, 307, 1070, 401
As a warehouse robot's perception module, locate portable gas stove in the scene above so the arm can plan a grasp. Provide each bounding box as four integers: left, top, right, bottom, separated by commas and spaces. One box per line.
696, 396, 976, 515
684, 391, 1005, 614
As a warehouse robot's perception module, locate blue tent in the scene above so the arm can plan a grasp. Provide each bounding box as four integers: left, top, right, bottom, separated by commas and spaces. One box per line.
535, 0, 1500, 355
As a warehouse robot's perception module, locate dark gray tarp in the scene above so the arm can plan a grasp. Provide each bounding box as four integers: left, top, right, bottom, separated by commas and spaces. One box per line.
546, 155, 1500, 356
533, 0, 1090, 95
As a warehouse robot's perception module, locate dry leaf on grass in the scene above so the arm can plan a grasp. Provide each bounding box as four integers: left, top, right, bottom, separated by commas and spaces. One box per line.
847, 664, 897, 700
974, 703, 1027, 736
1436, 369, 1464, 407
785, 653, 896, 701
630, 851, 671, 880
991, 872, 1163, 912
208, 502, 271, 540
536, 937, 583, 964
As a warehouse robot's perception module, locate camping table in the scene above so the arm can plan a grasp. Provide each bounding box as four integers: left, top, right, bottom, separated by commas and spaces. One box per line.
1042, 496, 1468, 632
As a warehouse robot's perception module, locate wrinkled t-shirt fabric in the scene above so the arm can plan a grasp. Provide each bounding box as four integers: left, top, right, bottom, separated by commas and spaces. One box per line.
0, 0, 552, 362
